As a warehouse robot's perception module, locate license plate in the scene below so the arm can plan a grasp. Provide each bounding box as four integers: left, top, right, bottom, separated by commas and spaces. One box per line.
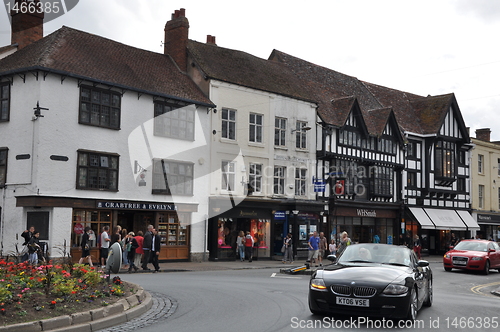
453, 260, 467, 265
336, 297, 369, 307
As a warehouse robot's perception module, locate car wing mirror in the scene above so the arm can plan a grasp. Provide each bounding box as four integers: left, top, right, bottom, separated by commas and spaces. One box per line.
417, 260, 429, 267
327, 254, 337, 262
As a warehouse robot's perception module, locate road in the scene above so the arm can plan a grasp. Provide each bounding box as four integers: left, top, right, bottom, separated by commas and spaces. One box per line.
108, 262, 500, 331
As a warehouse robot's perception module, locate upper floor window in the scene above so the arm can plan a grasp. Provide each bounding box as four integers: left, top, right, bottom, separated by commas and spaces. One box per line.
339, 128, 361, 148
407, 171, 417, 189
434, 140, 455, 180
478, 184, 484, 209
457, 177, 466, 193
295, 121, 309, 149
222, 108, 236, 140
79, 86, 121, 129
478, 154, 484, 174
249, 163, 262, 193
77, 150, 119, 191
249, 113, 263, 143
0, 82, 10, 122
295, 168, 307, 196
273, 166, 286, 195
152, 159, 193, 195
498, 158, 500, 176
371, 166, 393, 197
221, 161, 235, 191
274, 117, 287, 147
407, 141, 420, 159
457, 149, 466, 165
0, 148, 7, 187
379, 137, 396, 154
154, 103, 194, 140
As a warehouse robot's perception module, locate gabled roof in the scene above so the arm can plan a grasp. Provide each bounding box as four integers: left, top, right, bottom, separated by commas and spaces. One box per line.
409, 93, 455, 135
0, 26, 213, 107
187, 40, 314, 104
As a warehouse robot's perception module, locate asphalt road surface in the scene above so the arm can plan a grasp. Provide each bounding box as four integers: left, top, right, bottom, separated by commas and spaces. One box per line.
112, 261, 500, 332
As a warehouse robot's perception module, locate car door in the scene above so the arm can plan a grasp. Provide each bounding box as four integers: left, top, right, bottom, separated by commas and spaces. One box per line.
410, 250, 426, 304
489, 242, 500, 268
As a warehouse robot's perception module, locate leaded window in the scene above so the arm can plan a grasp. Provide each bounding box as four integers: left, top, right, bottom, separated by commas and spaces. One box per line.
435, 140, 455, 179
154, 103, 194, 140
0, 148, 7, 187
152, 159, 193, 195
0, 82, 10, 122
371, 166, 393, 197
77, 150, 119, 191
79, 86, 121, 129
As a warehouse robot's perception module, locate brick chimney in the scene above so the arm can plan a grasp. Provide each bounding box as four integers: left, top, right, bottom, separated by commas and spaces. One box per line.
11, 0, 44, 50
476, 128, 491, 142
164, 8, 189, 72
206, 35, 217, 45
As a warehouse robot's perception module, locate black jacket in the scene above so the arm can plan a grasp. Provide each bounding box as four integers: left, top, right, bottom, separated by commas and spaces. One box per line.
152, 234, 161, 252
143, 231, 153, 250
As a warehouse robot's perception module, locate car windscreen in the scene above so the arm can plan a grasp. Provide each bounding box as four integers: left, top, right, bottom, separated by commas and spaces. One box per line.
453, 241, 487, 252
337, 245, 411, 266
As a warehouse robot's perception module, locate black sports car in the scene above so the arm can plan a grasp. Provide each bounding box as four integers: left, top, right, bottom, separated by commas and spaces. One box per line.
308, 243, 432, 320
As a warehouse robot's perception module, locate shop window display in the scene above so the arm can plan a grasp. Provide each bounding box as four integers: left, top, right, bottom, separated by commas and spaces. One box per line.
71, 210, 111, 248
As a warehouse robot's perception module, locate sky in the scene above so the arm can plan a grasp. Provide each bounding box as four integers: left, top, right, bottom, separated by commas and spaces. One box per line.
1, 0, 500, 140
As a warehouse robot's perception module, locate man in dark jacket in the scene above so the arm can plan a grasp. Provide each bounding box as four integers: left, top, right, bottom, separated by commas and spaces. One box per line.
141, 225, 154, 271
151, 228, 161, 272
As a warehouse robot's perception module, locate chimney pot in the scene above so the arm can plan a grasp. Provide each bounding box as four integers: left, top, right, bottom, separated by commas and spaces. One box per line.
164, 8, 189, 71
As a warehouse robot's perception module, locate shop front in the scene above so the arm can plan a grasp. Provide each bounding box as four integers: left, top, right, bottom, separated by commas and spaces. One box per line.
16, 196, 195, 263
476, 213, 500, 241
329, 206, 398, 246
208, 207, 272, 261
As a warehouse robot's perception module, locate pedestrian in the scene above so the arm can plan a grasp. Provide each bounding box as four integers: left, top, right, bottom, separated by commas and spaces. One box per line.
127, 231, 139, 272
318, 232, 328, 266
337, 231, 351, 255
244, 231, 254, 262
100, 226, 111, 267
78, 226, 93, 266
27, 231, 41, 265
134, 230, 144, 268
329, 238, 337, 256
236, 231, 245, 261
413, 234, 421, 259
151, 228, 161, 272
110, 225, 121, 245
121, 229, 130, 270
282, 233, 293, 264
20, 225, 35, 262
142, 225, 154, 271
307, 231, 320, 267
450, 233, 458, 248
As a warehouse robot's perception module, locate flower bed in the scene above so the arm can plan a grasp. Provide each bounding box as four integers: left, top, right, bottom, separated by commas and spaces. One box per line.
0, 260, 134, 326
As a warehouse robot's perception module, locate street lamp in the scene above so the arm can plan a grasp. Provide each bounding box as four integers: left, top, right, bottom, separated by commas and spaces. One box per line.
292, 210, 299, 261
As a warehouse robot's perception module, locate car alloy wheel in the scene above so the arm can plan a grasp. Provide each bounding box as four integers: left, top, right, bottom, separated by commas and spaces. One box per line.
406, 287, 418, 321
483, 260, 490, 275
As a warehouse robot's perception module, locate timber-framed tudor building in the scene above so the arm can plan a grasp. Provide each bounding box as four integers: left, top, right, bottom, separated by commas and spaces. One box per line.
0, 5, 480, 263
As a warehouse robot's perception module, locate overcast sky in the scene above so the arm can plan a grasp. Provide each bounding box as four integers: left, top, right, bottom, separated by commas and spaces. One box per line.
1, 0, 500, 140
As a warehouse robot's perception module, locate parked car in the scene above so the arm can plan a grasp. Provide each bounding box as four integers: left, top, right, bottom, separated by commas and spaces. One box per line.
308, 243, 432, 320
443, 240, 500, 275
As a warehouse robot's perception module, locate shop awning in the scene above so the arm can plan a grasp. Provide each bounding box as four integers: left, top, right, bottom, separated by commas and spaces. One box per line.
408, 207, 436, 229
455, 210, 480, 230
424, 208, 467, 231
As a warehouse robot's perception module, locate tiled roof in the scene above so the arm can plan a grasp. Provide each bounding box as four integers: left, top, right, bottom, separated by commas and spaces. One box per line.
409, 94, 455, 135
187, 40, 314, 103
0, 26, 213, 106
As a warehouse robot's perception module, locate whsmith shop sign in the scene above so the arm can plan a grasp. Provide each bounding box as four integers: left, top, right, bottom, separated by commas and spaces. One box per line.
97, 201, 177, 211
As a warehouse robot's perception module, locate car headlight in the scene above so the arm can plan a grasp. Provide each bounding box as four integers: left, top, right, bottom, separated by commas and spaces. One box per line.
471, 257, 484, 261
310, 278, 327, 291
444, 253, 450, 259
383, 284, 408, 295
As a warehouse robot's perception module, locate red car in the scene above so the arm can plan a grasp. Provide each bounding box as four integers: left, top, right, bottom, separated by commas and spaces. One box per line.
443, 240, 500, 275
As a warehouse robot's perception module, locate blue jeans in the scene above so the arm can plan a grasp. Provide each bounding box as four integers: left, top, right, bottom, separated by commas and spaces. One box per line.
238, 245, 245, 261
28, 252, 38, 264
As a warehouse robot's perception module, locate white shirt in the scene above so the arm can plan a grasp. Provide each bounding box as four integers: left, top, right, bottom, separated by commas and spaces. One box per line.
101, 231, 110, 248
